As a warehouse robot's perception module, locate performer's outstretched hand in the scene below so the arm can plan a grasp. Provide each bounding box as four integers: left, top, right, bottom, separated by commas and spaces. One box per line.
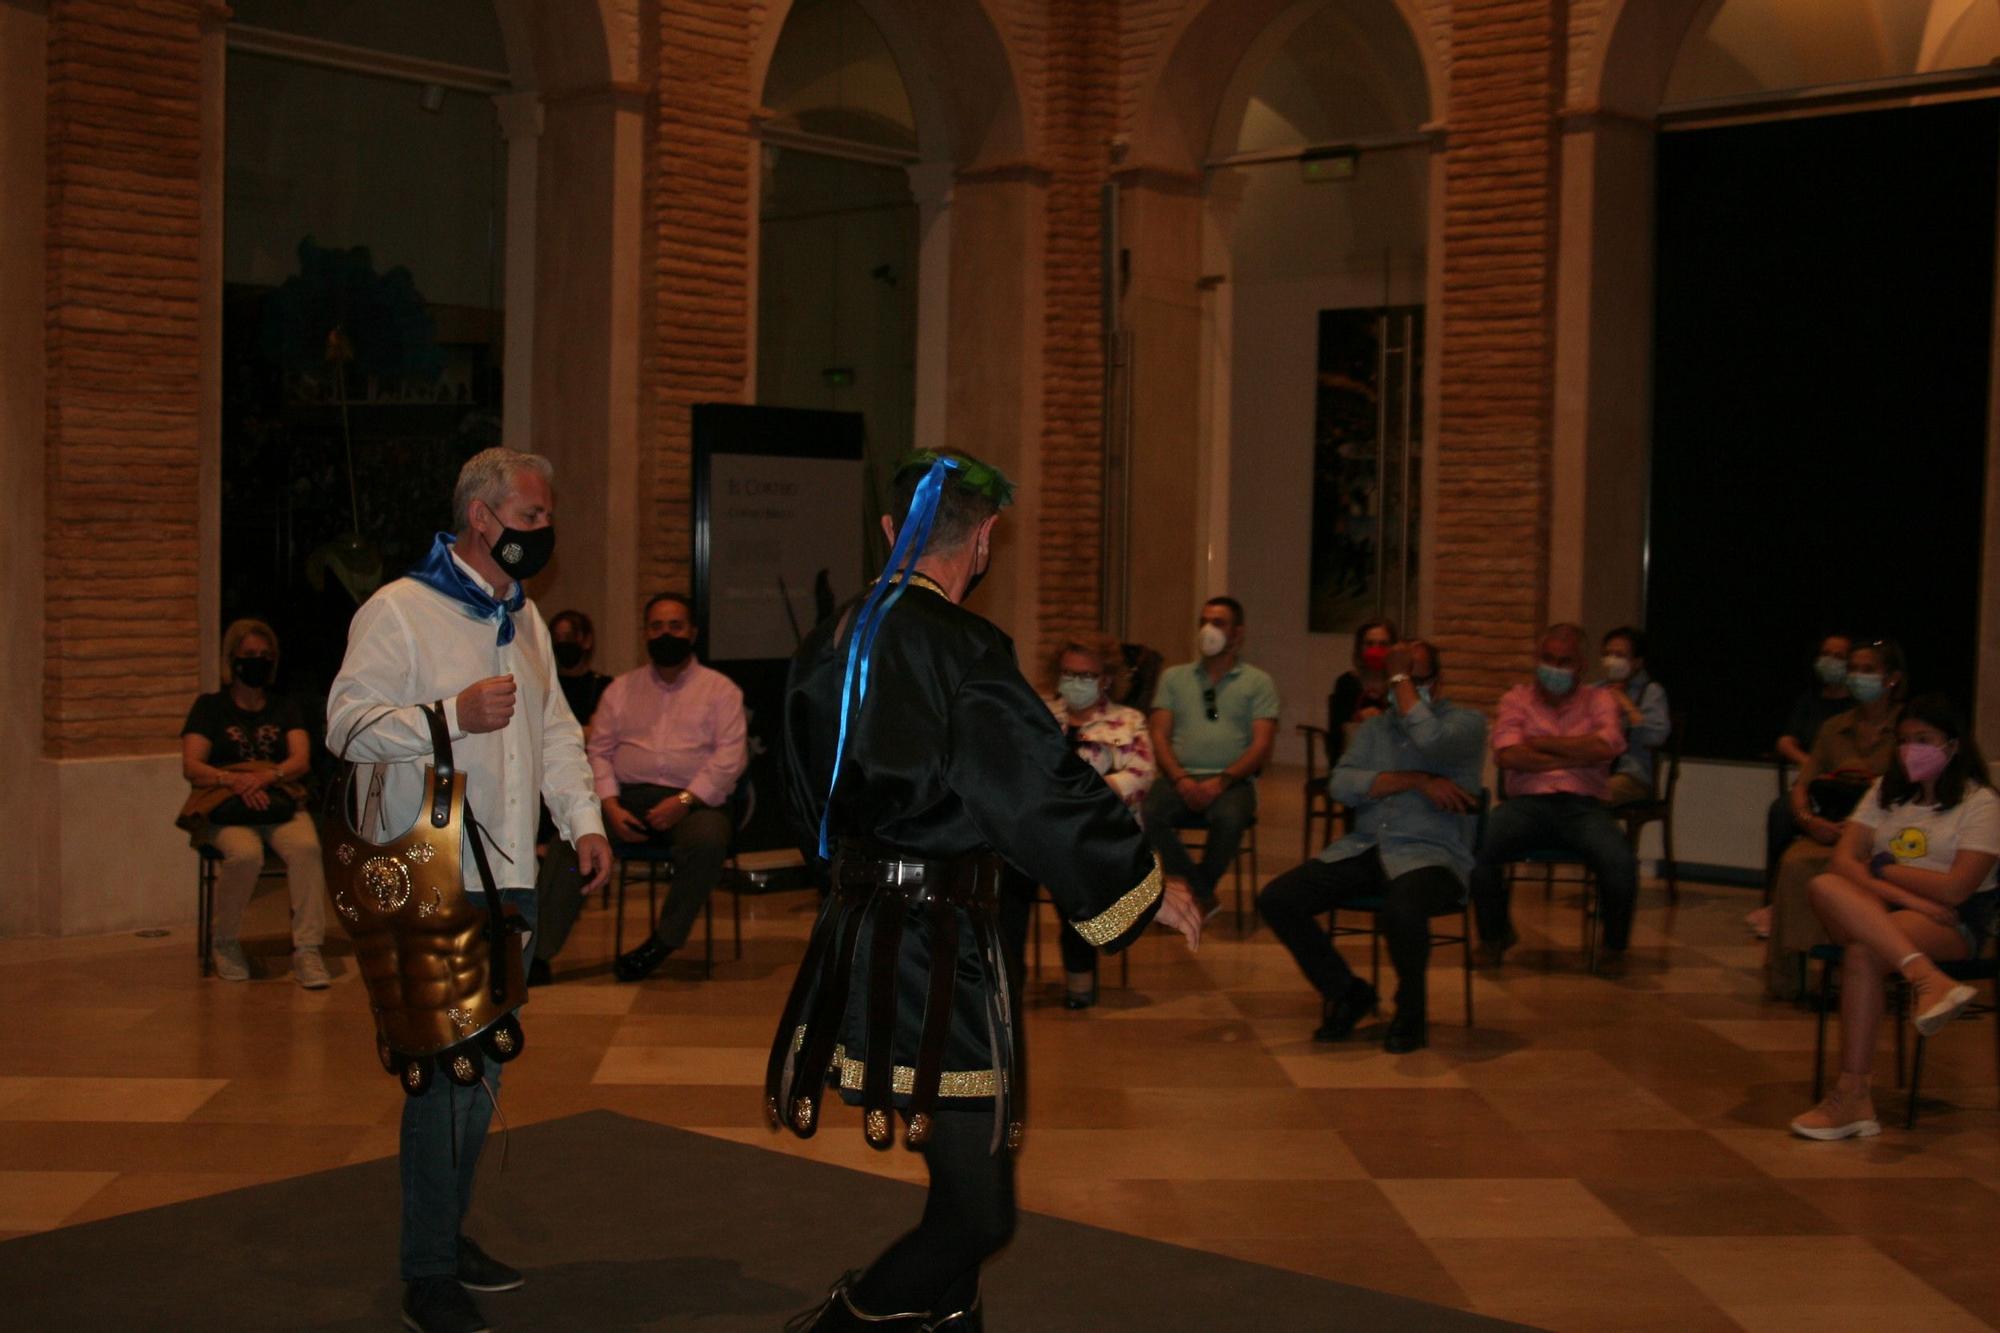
576, 833, 613, 893
1156, 875, 1203, 953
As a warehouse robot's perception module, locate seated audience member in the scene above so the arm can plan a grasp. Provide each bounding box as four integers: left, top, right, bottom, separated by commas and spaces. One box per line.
1790, 694, 1995, 1140
1327, 616, 1398, 764
530, 608, 614, 984
1260, 641, 1484, 1052
593, 593, 749, 982
1470, 623, 1637, 977
1144, 597, 1280, 918
1598, 626, 1670, 807
1044, 631, 1157, 1008
549, 608, 613, 725
1764, 639, 1907, 997
179, 618, 328, 988
1749, 633, 1855, 936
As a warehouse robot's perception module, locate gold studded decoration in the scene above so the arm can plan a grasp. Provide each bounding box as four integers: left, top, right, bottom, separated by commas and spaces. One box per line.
447, 1007, 474, 1035
865, 1109, 890, 1145
452, 1054, 475, 1082
493, 1027, 515, 1053
415, 889, 443, 919
333, 890, 360, 924
335, 844, 355, 865
404, 844, 437, 864
906, 1112, 932, 1146
765, 1096, 781, 1128
792, 1098, 816, 1133
1006, 1121, 1025, 1151
359, 856, 413, 913
404, 1063, 424, 1091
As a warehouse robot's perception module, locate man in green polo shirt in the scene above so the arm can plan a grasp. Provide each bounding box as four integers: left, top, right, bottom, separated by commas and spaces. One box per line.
1144, 596, 1281, 916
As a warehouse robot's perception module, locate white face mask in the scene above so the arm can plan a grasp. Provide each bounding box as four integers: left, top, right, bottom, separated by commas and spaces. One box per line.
1197, 624, 1228, 658
1057, 674, 1101, 712
1601, 654, 1632, 683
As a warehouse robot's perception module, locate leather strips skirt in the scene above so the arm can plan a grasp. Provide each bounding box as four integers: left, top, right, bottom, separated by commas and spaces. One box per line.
766, 845, 1025, 1155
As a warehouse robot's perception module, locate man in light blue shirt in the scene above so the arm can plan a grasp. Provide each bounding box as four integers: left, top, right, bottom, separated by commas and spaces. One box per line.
1257, 640, 1485, 1053
1144, 597, 1281, 915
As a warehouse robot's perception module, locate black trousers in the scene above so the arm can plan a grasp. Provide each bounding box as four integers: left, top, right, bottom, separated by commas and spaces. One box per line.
1257, 849, 1463, 1015
848, 1107, 1016, 1318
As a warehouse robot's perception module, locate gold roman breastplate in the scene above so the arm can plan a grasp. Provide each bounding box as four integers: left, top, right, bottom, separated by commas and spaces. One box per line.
321, 703, 527, 1096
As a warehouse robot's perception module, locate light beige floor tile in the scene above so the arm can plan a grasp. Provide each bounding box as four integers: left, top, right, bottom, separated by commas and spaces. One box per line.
0, 1075, 228, 1122
592, 1045, 765, 1085
1378, 1177, 1634, 1238
0, 1170, 118, 1230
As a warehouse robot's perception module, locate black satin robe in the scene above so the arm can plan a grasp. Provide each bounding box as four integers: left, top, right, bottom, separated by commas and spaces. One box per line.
780, 580, 1161, 1101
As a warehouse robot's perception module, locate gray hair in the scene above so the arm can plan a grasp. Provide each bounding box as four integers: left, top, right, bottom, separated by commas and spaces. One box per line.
452, 447, 554, 530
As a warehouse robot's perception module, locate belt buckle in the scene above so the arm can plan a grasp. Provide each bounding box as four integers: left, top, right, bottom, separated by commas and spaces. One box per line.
885, 860, 925, 887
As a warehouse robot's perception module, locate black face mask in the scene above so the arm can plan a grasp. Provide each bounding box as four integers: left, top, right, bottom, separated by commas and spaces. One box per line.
961, 545, 993, 602
232, 657, 273, 689
647, 632, 694, 669
488, 522, 555, 581
552, 642, 585, 670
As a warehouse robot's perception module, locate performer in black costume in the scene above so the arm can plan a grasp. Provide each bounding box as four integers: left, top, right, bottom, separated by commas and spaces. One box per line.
771, 451, 1202, 1331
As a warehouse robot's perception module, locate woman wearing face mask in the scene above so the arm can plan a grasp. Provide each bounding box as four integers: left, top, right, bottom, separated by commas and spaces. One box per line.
1791, 695, 1997, 1140
1043, 633, 1156, 1008
1764, 639, 1908, 998
1327, 617, 1399, 766
1597, 626, 1670, 807
548, 609, 612, 726
1747, 633, 1855, 938
179, 618, 328, 987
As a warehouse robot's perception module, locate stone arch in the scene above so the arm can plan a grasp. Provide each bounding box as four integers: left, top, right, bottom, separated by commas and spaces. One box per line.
1583, 0, 1713, 115
750, 0, 1027, 169
1128, 0, 1446, 176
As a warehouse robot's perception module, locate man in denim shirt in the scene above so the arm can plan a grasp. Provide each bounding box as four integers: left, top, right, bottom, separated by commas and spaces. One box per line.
1258, 640, 1484, 1053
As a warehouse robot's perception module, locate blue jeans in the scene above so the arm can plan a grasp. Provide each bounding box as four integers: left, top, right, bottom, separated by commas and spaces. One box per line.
1470, 794, 1637, 951
1143, 779, 1257, 903
399, 888, 535, 1280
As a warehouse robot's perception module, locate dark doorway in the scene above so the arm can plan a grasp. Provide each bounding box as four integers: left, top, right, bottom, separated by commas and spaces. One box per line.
1648, 100, 1997, 760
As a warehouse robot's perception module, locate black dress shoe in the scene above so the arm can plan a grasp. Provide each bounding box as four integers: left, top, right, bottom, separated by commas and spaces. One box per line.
403, 1276, 490, 1333
526, 958, 552, 988
784, 1272, 929, 1332
457, 1236, 524, 1293
614, 935, 674, 983
1063, 987, 1098, 1011
1312, 978, 1377, 1043
1383, 1012, 1428, 1054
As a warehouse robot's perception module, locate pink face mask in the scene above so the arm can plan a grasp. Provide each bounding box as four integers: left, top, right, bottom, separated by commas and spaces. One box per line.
1900, 741, 1951, 784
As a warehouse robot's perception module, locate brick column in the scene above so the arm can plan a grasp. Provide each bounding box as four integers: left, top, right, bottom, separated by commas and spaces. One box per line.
642, 0, 759, 598
1034, 0, 1118, 657
43, 0, 209, 756
1431, 0, 1568, 710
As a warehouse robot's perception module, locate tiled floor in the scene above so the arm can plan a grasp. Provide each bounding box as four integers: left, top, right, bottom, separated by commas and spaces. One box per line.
3, 767, 1997, 1330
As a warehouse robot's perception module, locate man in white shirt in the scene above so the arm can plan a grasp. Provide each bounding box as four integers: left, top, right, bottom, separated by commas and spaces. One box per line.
327, 447, 610, 1333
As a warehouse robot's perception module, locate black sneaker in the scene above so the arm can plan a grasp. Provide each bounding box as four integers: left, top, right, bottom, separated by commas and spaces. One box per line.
614, 935, 674, 983
403, 1276, 490, 1333
1383, 1011, 1428, 1054
1312, 978, 1377, 1043
457, 1236, 524, 1293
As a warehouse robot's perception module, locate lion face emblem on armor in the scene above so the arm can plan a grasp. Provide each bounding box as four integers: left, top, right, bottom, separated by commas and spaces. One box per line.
360, 855, 413, 912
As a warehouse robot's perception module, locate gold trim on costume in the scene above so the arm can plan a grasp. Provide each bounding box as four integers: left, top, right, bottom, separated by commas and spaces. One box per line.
1070, 853, 1164, 946
906, 573, 949, 598
827, 1044, 1003, 1098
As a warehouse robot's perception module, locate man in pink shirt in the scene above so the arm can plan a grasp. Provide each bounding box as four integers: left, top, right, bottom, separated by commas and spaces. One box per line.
594, 593, 749, 982
1470, 622, 1638, 977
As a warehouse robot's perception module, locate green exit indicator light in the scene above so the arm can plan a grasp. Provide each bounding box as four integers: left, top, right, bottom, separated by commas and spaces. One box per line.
822, 366, 856, 387
1300, 148, 1358, 183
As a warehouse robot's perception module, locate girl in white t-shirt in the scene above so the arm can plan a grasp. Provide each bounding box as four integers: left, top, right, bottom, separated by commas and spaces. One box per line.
1792, 694, 1999, 1141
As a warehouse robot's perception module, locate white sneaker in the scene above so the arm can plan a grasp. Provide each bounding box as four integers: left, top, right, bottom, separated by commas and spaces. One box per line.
292, 948, 331, 990
211, 941, 250, 981
1912, 979, 1976, 1037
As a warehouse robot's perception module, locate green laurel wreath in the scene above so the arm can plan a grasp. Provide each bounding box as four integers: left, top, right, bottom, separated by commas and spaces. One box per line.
895, 449, 1017, 507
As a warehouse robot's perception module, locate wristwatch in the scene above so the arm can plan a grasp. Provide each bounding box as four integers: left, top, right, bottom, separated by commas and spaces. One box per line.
675, 791, 696, 808
1387, 673, 1411, 686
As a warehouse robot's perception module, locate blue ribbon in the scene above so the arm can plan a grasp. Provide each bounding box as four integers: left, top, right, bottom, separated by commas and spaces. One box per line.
818, 457, 960, 858
407, 532, 525, 646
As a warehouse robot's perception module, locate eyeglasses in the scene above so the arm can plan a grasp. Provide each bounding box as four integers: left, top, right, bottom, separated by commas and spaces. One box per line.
1202, 686, 1218, 721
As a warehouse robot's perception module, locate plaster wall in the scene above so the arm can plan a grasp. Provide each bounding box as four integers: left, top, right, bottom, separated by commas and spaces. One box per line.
0, 0, 53, 935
